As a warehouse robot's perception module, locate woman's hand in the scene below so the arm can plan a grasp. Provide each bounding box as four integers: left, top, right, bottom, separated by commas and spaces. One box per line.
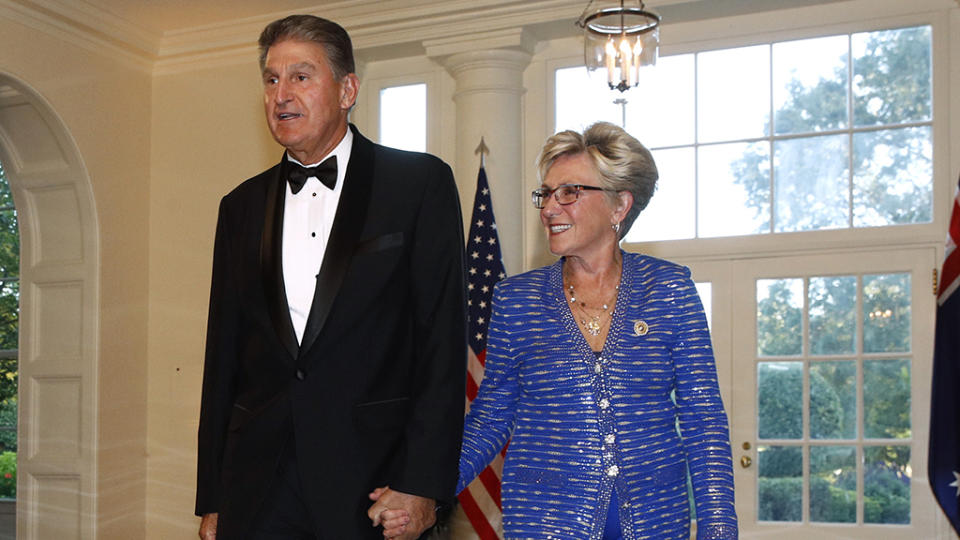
368, 486, 419, 539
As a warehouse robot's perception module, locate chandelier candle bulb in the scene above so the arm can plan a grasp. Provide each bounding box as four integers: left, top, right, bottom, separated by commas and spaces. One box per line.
606, 39, 617, 85
619, 36, 632, 86
577, 0, 661, 93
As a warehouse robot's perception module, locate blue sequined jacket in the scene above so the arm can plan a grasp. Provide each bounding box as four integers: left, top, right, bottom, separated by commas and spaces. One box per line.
458, 252, 738, 539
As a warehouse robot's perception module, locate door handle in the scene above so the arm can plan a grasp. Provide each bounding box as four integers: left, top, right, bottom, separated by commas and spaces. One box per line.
739, 441, 752, 468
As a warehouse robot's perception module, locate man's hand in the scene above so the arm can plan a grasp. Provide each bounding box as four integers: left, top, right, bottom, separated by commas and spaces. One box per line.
368, 486, 435, 539
199, 513, 218, 540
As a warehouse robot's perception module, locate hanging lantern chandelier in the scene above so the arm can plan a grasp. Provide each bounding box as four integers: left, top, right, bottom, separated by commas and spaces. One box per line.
577, 0, 661, 93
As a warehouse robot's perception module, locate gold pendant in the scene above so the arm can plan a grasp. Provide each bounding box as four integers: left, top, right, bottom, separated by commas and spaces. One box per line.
584, 317, 602, 336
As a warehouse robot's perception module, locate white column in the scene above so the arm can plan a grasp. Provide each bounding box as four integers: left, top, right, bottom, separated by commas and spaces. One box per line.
427, 31, 532, 275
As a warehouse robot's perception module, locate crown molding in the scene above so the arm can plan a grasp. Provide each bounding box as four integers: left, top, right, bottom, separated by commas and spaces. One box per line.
424, 27, 537, 59
8, 0, 917, 75
1, 0, 158, 71
151, 0, 589, 73
2, 0, 696, 74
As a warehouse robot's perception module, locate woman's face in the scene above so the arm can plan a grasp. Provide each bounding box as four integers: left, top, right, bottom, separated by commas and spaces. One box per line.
539, 153, 620, 260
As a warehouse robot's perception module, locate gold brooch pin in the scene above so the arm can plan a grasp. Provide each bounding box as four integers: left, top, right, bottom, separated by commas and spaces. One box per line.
633, 320, 649, 336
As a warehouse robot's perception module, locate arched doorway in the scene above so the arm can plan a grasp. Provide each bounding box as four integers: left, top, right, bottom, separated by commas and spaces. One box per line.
0, 75, 98, 539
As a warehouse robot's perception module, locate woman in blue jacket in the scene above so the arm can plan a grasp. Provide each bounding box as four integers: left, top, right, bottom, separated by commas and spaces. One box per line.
381, 122, 737, 539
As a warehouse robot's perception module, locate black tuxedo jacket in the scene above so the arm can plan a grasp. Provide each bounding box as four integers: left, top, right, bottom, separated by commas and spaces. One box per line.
195, 126, 468, 539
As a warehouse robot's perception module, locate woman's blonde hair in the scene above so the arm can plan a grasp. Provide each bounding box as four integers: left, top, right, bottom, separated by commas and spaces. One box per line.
536, 122, 658, 239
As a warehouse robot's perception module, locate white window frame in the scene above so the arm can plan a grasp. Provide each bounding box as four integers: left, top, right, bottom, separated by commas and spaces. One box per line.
357, 57, 442, 157
540, 0, 955, 264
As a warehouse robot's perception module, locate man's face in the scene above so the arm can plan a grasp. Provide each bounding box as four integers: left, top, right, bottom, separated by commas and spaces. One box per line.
262, 39, 358, 164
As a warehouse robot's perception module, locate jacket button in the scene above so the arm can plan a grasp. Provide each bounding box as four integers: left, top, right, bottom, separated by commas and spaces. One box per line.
295, 369, 306, 380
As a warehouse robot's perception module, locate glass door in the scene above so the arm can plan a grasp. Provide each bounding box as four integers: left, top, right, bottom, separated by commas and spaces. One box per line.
729, 248, 938, 538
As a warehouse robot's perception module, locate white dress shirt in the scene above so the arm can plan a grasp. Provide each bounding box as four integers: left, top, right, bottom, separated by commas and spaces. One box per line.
282, 129, 353, 344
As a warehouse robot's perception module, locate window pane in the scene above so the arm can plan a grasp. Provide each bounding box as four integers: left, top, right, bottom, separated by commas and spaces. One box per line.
758, 362, 802, 439
810, 361, 855, 439
0, 163, 12, 208
698, 45, 770, 143
0, 211, 16, 281
0, 160, 14, 501
0, 361, 15, 452
852, 26, 931, 127
864, 446, 911, 524
695, 282, 712, 331
627, 147, 694, 242
698, 142, 769, 237
773, 35, 848, 135
758, 445, 802, 521
379, 84, 426, 152
555, 67, 622, 133
774, 134, 849, 232
853, 126, 932, 227
863, 273, 910, 353
0, 280, 17, 351
625, 54, 695, 148
808, 276, 856, 355
809, 445, 856, 523
864, 359, 911, 439
757, 279, 803, 357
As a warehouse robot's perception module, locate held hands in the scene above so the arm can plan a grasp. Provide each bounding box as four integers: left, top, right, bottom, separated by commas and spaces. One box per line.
368, 486, 435, 540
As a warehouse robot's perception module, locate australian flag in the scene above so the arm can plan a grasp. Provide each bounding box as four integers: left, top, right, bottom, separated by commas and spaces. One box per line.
929, 174, 960, 536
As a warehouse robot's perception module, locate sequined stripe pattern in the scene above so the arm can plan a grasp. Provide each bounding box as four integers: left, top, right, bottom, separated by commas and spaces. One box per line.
458, 252, 738, 539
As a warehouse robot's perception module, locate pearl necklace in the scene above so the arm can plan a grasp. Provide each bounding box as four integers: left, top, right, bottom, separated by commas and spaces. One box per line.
567, 283, 619, 336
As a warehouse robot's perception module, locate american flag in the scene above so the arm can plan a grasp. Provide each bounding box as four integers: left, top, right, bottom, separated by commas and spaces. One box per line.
929, 173, 960, 536
456, 166, 506, 539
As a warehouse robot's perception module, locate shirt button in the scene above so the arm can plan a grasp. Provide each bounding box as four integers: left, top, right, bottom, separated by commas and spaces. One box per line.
594, 363, 602, 373
605, 434, 616, 444
607, 465, 619, 477
311, 232, 316, 237
312, 192, 317, 197
295, 369, 306, 380
599, 398, 610, 409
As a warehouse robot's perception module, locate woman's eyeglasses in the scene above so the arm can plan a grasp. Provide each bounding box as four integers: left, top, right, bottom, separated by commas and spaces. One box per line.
531, 184, 616, 209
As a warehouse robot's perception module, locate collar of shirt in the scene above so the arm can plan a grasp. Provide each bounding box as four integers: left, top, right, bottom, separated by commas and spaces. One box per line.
284, 127, 353, 196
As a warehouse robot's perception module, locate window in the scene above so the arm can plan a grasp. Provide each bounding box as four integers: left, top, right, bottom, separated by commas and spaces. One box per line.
554, 25, 933, 243
756, 272, 912, 524
379, 83, 427, 152
0, 159, 17, 500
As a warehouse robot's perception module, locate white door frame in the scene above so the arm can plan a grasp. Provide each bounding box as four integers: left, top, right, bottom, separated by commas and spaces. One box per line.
0, 73, 99, 539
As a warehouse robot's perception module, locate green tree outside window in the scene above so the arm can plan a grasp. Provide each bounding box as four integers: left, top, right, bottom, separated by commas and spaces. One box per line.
0, 159, 18, 499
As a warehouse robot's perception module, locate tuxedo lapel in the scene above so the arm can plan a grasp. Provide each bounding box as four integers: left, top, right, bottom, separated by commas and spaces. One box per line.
298, 126, 373, 358
261, 155, 299, 361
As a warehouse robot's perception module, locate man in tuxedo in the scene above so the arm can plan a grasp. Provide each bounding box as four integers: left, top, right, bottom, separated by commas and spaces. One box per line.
195, 15, 467, 540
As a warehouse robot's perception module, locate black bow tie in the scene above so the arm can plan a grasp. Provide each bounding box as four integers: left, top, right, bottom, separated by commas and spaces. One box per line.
285, 156, 337, 194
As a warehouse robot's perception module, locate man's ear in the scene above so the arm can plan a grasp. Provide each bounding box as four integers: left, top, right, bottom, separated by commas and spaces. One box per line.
340, 73, 360, 110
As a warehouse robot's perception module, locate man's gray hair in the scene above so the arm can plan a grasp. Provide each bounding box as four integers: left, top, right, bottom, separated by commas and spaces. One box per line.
258, 15, 355, 80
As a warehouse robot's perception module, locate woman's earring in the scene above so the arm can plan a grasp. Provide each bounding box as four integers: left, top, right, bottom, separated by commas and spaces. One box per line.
612, 222, 621, 234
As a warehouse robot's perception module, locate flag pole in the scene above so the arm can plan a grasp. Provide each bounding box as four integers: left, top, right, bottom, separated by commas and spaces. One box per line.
475, 137, 489, 168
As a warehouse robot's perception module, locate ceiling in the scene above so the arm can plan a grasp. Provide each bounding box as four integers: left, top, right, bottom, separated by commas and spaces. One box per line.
79, 0, 336, 35
8, 0, 902, 69
47, 0, 860, 37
